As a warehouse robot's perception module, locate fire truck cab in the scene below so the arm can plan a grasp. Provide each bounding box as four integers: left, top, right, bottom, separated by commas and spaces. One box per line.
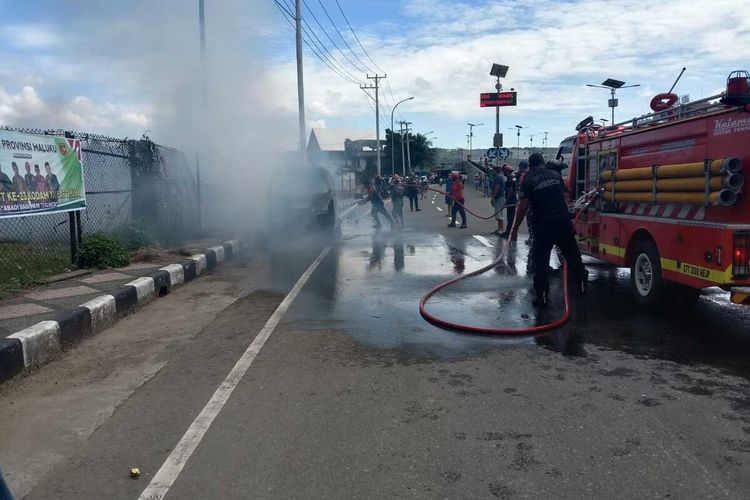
560, 73, 750, 309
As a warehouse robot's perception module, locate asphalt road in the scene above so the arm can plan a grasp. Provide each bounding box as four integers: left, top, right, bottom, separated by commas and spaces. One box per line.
2, 185, 750, 499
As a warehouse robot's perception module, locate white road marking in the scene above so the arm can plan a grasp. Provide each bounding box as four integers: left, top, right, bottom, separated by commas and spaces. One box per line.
138, 247, 332, 500
436, 207, 443, 212
472, 235, 494, 248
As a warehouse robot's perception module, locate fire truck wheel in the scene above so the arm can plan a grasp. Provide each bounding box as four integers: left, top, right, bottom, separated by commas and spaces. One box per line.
631, 239, 665, 309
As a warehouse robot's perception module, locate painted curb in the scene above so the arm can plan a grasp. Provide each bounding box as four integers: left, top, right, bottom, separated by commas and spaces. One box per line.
0, 239, 243, 384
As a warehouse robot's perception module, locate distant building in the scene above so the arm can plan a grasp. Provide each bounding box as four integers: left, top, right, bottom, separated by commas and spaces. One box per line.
307, 128, 384, 174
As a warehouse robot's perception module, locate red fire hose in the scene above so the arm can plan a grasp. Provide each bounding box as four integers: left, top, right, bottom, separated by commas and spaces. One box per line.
425, 186, 506, 219
419, 187, 601, 335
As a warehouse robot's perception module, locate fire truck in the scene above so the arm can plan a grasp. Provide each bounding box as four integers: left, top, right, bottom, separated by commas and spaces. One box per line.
557, 71, 750, 309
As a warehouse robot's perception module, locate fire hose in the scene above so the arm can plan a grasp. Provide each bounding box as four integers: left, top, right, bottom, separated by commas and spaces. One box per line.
425, 186, 510, 219
419, 187, 602, 336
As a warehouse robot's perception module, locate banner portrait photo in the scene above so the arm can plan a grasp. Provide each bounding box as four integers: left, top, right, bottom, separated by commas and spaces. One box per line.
0, 130, 86, 218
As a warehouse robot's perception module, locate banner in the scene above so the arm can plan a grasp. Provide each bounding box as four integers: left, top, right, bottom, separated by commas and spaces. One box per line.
0, 130, 86, 218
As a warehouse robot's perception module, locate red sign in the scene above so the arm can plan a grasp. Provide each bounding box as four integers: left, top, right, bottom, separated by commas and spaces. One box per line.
480, 92, 517, 107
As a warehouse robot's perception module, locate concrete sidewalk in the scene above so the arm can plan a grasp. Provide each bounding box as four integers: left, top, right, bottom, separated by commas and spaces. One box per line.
0, 239, 242, 384
0, 262, 175, 338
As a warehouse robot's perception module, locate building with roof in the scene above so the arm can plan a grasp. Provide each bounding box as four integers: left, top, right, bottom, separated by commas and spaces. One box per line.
307, 128, 383, 175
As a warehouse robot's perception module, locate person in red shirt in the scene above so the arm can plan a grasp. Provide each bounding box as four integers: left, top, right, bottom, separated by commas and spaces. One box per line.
447, 172, 467, 228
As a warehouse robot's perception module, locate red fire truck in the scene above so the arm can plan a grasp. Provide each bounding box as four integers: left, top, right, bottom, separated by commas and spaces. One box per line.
557, 72, 750, 309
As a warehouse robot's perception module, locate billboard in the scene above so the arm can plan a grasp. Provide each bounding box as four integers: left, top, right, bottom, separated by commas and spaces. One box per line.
0, 130, 85, 218
480, 92, 517, 107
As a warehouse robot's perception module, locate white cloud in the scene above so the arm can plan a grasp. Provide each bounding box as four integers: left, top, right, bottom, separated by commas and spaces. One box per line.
120, 111, 151, 128
299, 0, 750, 145
1, 24, 61, 49
2, 0, 750, 149
0, 86, 153, 136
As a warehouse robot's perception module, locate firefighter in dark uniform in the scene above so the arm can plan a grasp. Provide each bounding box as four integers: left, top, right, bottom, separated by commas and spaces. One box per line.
509, 152, 588, 306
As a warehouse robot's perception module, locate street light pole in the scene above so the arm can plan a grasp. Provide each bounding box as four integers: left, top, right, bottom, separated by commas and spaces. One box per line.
512, 125, 526, 159
390, 96, 414, 176
467, 123, 483, 159
586, 79, 640, 125
495, 76, 501, 169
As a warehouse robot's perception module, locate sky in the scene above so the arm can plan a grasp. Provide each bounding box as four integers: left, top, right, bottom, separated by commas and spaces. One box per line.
1, 0, 750, 153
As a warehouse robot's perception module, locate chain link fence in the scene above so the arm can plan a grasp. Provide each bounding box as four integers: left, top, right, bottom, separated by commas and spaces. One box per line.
0, 127, 199, 297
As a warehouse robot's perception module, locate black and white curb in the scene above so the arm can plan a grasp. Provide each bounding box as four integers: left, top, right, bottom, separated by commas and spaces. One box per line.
0, 239, 241, 384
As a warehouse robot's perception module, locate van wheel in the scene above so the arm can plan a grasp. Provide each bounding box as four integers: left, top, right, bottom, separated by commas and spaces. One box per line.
630, 238, 665, 309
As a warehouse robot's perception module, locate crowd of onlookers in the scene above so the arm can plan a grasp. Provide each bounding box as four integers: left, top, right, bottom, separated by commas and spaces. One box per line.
359, 162, 531, 235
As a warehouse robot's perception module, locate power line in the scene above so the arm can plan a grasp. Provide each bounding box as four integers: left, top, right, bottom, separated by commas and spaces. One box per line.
317, 0, 374, 73
283, 0, 364, 85
361, 89, 389, 126
328, 0, 397, 118
302, 0, 369, 75
333, 0, 385, 73
274, 0, 360, 85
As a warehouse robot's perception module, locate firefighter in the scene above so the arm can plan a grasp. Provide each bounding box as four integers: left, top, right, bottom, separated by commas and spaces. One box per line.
361, 175, 395, 230
509, 153, 588, 306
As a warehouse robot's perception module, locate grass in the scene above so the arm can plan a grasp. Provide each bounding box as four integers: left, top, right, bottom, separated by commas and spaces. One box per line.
0, 241, 73, 299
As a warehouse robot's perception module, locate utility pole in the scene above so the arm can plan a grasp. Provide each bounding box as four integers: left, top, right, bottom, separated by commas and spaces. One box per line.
199, 0, 207, 103
399, 121, 406, 176
390, 96, 414, 177
529, 134, 535, 149
404, 121, 412, 174
295, 0, 306, 162
543, 131, 549, 148
197, 0, 206, 232
361, 74, 387, 174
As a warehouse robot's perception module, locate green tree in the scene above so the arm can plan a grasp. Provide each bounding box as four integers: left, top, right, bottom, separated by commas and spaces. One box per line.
383, 129, 435, 175
409, 133, 435, 171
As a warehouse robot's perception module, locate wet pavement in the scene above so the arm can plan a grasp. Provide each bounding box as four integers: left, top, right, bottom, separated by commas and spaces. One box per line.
283, 187, 750, 377
3, 186, 750, 498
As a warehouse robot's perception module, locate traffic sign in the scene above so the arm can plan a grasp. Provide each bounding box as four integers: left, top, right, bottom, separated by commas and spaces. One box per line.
486, 147, 511, 160
480, 92, 517, 107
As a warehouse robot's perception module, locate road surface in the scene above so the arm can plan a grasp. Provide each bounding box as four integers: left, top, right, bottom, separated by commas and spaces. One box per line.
2, 186, 750, 499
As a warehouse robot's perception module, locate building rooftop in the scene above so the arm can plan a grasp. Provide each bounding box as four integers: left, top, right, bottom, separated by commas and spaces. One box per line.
308, 128, 376, 152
